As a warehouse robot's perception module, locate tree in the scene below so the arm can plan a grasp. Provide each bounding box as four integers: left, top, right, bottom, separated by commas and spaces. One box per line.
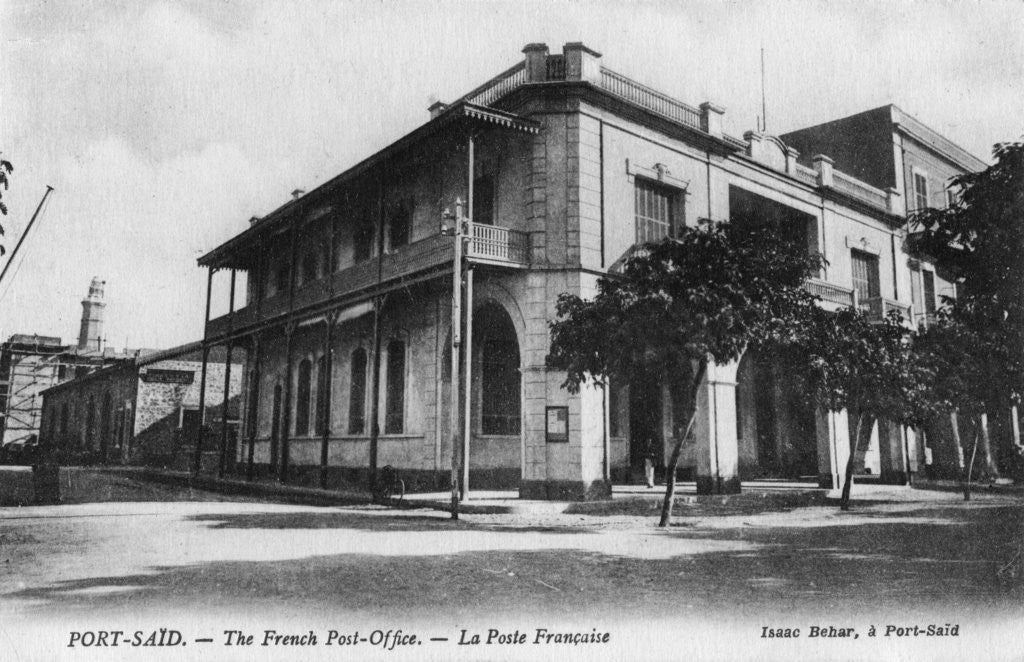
773, 306, 920, 509
909, 141, 1024, 478
548, 219, 822, 527
0, 156, 11, 253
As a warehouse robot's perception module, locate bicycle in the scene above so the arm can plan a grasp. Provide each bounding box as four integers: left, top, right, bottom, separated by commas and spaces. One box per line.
374, 465, 405, 506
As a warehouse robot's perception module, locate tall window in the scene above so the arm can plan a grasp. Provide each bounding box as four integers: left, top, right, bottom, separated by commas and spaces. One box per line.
923, 269, 937, 317
246, 370, 259, 439
354, 221, 374, 263
913, 172, 929, 210
608, 381, 623, 438
315, 354, 330, 436
851, 250, 881, 302
300, 251, 318, 286
348, 348, 367, 434
635, 179, 677, 244
275, 262, 290, 295
473, 175, 495, 225
945, 188, 958, 208
295, 359, 312, 436
384, 340, 405, 434
481, 328, 520, 435
388, 202, 411, 250
60, 403, 69, 437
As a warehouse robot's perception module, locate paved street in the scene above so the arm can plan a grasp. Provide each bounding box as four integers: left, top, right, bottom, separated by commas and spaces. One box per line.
1, 473, 1023, 660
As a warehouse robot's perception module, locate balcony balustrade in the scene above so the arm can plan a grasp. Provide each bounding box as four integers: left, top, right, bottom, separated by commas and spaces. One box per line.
803, 277, 856, 309
859, 296, 912, 324
204, 224, 529, 340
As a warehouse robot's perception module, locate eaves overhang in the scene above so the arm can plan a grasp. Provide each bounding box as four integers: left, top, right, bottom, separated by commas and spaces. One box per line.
197, 102, 540, 270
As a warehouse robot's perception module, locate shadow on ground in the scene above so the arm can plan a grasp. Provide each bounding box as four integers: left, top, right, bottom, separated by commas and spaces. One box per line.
7, 502, 1023, 620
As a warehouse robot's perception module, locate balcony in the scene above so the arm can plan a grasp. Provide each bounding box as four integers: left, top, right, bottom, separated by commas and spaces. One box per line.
205, 224, 529, 339
859, 296, 913, 324
804, 278, 855, 310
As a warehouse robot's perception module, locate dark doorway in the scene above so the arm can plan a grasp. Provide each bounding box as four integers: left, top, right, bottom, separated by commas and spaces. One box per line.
628, 370, 663, 482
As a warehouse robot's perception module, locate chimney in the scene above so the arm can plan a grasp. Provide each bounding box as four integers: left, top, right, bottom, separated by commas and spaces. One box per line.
249, 215, 261, 225
428, 100, 448, 119
291, 189, 305, 201
78, 277, 106, 351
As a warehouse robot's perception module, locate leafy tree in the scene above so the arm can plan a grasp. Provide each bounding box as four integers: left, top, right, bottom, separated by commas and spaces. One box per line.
909, 141, 1024, 476
773, 307, 920, 509
548, 219, 822, 527
0, 156, 11, 253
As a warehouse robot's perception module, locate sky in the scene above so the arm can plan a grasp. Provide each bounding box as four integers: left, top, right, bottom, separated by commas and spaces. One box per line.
1, 0, 1021, 350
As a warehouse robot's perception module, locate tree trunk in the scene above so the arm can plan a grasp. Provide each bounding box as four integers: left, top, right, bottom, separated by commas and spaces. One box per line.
965, 429, 980, 502
949, 411, 968, 499
977, 412, 1000, 481
839, 412, 863, 511
658, 361, 707, 528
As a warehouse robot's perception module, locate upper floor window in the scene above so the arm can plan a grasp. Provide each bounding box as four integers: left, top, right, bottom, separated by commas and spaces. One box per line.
922, 269, 937, 317
348, 348, 367, 434
388, 202, 411, 250
851, 249, 881, 302
635, 179, 678, 244
473, 175, 495, 226
913, 171, 929, 211
295, 359, 312, 436
275, 263, 290, 296
354, 221, 374, 263
300, 251, 318, 286
384, 340, 405, 434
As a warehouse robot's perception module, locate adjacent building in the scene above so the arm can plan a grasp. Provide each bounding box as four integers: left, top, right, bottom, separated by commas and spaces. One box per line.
39, 342, 243, 469
196, 42, 984, 498
0, 278, 136, 452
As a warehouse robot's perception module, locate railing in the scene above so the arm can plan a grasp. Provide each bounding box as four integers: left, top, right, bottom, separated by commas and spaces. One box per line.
598, 67, 701, 130
859, 296, 912, 323
469, 224, 529, 264
804, 278, 856, 308
466, 62, 527, 107
793, 164, 818, 186
833, 171, 888, 209
545, 55, 566, 81
205, 226, 529, 337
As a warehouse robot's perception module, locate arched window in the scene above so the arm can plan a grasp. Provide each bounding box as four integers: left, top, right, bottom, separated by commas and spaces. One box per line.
348, 348, 367, 434
246, 370, 259, 439
295, 359, 312, 436
479, 306, 521, 435
314, 354, 330, 436
301, 251, 318, 286
384, 340, 405, 434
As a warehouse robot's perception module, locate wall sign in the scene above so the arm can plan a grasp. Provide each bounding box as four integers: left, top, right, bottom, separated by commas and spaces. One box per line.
545, 406, 569, 443
140, 369, 195, 384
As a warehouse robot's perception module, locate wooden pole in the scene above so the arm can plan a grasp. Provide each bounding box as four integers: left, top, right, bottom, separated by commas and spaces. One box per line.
246, 337, 260, 481
191, 268, 214, 477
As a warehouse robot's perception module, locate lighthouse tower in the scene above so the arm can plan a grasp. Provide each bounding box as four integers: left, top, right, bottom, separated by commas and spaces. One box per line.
77, 277, 106, 351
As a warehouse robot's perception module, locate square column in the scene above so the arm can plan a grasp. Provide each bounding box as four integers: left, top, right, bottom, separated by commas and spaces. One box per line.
877, 418, 909, 484
816, 408, 851, 489
694, 359, 741, 495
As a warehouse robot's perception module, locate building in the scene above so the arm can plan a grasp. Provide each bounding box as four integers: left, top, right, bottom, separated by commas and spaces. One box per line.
0, 278, 137, 452
39, 342, 243, 469
195, 42, 983, 498
781, 106, 988, 477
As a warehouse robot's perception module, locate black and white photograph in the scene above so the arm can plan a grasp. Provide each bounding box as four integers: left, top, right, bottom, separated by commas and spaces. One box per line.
1, 1, 1022, 660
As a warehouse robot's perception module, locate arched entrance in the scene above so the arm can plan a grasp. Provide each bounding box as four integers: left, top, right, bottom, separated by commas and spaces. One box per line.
442, 300, 523, 491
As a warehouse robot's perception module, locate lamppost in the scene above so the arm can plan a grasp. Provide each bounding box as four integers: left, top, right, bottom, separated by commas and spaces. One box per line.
441, 198, 472, 519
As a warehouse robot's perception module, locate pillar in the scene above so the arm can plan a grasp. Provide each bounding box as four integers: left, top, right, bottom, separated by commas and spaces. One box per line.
694, 359, 741, 495
816, 408, 850, 489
